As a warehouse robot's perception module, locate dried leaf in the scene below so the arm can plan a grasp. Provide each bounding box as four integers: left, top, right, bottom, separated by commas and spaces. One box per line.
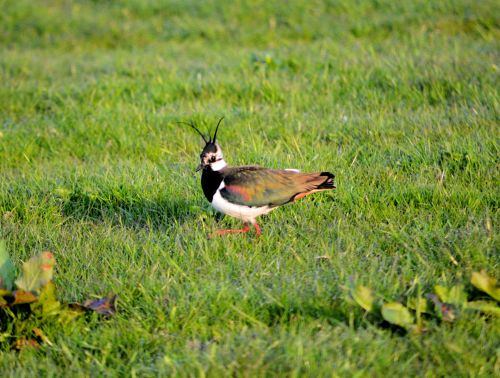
33, 327, 53, 346
15, 251, 55, 293
14, 337, 40, 350
427, 294, 456, 322
466, 301, 500, 316
351, 285, 375, 312
471, 271, 500, 301
70, 295, 117, 316
12, 290, 38, 305
83, 295, 117, 316
381, 302, 414, 328
0, 240, 16, 291
315, 255, 331, 263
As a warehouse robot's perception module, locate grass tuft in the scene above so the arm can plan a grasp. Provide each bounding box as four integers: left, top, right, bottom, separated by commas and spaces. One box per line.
1, 0, 499, 375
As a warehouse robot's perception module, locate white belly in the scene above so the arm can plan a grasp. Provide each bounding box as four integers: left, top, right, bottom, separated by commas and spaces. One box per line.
211, 189, 274, 223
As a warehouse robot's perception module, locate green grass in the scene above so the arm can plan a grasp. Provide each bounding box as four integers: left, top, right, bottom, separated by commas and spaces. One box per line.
1, 0, 499, 375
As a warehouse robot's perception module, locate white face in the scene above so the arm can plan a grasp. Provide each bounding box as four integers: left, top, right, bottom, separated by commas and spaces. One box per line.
200, 144, 223, 165
199, 143, 226, 171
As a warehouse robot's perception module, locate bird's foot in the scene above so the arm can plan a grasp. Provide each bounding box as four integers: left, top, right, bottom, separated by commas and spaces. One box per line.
208, 223, 261, 239
208, 223, 250, 239
253, 223, 261, 237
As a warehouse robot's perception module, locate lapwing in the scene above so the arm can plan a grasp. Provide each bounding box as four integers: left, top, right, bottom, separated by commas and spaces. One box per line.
184, 118, 336, 237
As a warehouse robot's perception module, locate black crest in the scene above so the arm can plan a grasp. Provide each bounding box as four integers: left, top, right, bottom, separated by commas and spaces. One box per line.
180, 117, 224, 145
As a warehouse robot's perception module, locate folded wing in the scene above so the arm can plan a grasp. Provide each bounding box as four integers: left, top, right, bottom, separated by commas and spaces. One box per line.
220, 166, 335, 207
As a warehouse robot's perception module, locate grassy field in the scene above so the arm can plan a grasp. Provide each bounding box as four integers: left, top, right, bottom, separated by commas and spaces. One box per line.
1, 0, 499, 376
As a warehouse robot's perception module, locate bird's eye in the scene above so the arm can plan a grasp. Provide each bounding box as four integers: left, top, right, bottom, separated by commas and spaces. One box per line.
210, 156, 217, 162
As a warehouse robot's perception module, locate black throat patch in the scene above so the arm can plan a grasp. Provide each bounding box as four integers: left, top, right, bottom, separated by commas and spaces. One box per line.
201, 167, 224, 202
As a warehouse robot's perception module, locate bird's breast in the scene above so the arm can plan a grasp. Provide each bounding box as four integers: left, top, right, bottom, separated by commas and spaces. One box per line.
211, 184, 273, 222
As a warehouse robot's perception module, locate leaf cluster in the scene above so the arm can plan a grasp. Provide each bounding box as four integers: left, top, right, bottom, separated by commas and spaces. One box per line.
349, 271, 499, 334
0, 241, 116, 351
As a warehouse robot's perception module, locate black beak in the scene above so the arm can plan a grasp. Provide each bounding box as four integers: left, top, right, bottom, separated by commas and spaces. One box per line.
196, 163, 204, 172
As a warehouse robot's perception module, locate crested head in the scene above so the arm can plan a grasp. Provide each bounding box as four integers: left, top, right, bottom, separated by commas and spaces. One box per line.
199, 141, 226, 171
181, 117, 228, 172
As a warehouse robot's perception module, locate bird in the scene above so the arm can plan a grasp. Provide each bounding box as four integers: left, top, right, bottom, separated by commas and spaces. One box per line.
183, 118, 336, 237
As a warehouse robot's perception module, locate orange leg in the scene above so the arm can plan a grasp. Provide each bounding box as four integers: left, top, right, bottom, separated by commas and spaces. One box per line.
211, 223, 250, 237
210, 223, 262, 238
253, 223, 261, 237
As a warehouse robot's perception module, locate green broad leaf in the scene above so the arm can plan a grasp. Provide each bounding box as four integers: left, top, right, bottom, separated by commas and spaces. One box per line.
15, 251, 55, 293
471, 271, 500, 302
434, 284, 467, 306
57, 306, 84, 324
31, 282, 60, 316
0, 240, 16, 291
466, 301, 500, 316
381, 302, 414, 328
407, 297, 430, 334
407, 297, 430, 314
351, 285, 375, 312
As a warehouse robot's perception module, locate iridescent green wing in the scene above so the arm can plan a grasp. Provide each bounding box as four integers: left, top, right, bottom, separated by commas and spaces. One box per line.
220, 167, 326, 207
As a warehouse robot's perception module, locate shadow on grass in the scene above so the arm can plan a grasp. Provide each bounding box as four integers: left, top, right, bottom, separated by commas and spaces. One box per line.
261, 302, 346, 326
61, 186, 196, 230
260, 302, 410, 336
